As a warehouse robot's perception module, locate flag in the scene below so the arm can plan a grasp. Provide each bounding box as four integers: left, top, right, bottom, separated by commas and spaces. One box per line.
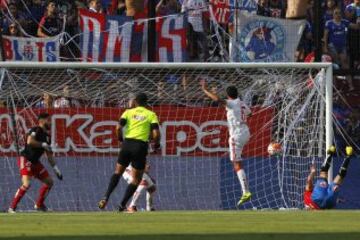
232, 13, 305, 62
210, 0, 231, 24
2, 35, 60, 62
79, 9, 187, 62
157, 14, 187, 62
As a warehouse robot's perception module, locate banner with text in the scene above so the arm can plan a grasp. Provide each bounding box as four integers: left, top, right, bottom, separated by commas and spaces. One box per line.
232, 13, 305, 62
2, 35, 60, 62
79, 9, 187, 62
0, 106, 273, 157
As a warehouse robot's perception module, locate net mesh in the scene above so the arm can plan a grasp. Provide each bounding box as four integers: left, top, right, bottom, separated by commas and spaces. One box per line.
0, 63, 330, 211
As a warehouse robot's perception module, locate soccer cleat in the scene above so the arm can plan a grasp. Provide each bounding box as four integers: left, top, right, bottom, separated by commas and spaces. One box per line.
118, 205, 126, 212
98, 199, 107, 210
237, 192, 252, 206
7, 208, 16, 214
127, 206, 137, 213
345, 146, 353, 156
327, 145, 336, 155
34, 204, 48, 212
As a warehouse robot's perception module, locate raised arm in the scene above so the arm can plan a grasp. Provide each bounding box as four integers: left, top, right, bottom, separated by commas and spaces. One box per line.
200, 79, 226, 106
305, 164, 316, 191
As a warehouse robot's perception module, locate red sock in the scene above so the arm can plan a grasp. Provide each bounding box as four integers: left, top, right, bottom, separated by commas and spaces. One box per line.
36, 185, 51, 207
10, 185, 29, 210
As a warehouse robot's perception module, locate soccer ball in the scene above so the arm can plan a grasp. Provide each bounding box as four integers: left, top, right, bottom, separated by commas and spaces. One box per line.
267, 142, 282, 156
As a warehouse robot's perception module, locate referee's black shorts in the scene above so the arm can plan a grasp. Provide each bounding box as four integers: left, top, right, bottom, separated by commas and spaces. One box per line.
117, 138, 149, 170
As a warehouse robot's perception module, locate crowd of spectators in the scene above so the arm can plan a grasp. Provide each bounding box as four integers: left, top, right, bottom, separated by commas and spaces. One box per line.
1, 0, 360, 68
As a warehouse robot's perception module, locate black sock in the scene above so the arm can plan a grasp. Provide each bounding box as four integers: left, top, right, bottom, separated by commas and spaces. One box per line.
339, 156, 352, 178
104, 174, 121, 200
321, 154, 333, 172
120, 183, 138, 207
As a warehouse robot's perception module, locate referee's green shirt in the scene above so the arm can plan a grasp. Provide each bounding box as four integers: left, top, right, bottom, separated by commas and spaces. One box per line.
120, 106, 159, 142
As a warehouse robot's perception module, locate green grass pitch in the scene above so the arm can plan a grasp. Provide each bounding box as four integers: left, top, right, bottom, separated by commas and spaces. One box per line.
1, 211, 360, 240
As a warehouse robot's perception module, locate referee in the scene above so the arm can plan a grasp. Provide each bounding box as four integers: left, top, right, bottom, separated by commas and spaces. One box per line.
98, 93, 161, 211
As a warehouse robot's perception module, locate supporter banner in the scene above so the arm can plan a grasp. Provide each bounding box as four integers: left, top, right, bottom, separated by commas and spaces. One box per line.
2, 35, 60, 62
0, 106, 273, 157
210, 0, 231, 24
232, 13, 305, 62
237, 0, 257, 14
79, 9, 187, 62
157, 14, 187, 62
210, 0, 257, 24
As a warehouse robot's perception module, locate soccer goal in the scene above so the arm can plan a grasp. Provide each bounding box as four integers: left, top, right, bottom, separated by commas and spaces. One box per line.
0, 62, 333, 211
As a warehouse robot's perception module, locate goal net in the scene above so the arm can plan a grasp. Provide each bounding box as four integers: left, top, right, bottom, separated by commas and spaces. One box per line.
0, 62, 333, 211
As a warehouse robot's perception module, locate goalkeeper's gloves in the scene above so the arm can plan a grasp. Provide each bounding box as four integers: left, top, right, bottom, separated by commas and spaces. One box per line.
41, 142, 52, 152
53, 165, 63, 180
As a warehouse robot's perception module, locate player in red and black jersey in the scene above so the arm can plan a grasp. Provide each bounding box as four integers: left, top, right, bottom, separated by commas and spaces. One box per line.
37, 1, 62, 38
8, 113, 63, 213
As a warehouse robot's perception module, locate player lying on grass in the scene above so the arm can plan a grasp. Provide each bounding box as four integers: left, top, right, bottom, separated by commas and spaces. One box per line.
123, 164, 156, 212
304, 146, 354, 210
8, 113, 63, 213
98, 93, 161, 211
200, 80, 252, 206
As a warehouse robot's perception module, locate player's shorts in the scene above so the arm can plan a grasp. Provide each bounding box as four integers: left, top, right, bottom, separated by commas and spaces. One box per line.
229, 126, 250, 162
17, 156, 49, 180
311, 177, 340, 209
123, 168, 155, 188
118, 138, 148, 170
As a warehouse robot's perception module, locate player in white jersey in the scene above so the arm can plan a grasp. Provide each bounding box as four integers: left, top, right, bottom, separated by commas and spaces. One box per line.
201, 80, 252, 206
122, 164, 156, 212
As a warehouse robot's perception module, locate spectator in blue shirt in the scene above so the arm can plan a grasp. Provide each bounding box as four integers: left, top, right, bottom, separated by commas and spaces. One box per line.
324, 8, 360, 90
324, 0, 338, 23
345, 0, 360, 21
345, 0, 360, 69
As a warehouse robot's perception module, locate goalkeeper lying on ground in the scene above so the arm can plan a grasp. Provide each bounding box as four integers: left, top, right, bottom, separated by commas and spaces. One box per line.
304, 146, 354, 210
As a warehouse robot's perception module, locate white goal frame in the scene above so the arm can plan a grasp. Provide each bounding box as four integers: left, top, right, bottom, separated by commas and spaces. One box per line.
0, 62, 334, 182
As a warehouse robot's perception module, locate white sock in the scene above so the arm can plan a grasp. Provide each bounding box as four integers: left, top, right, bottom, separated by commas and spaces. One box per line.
146, 191, 153, 211
129, 185, 146, 208
236, 169, 249, 194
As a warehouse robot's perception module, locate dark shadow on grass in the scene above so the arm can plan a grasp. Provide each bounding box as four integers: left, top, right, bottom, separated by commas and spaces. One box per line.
2, 233, 360, 240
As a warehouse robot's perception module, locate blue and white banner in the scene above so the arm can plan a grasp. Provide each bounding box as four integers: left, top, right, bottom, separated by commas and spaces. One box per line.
232, 13, 305, 62
2, 35, 60, 62
235, 0, 257, 14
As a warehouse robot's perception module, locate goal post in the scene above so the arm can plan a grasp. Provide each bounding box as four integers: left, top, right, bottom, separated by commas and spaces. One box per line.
0, 62, 333, 211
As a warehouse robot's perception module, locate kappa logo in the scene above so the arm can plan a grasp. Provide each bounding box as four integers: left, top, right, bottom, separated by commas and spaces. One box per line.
239, 19, 286, 62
